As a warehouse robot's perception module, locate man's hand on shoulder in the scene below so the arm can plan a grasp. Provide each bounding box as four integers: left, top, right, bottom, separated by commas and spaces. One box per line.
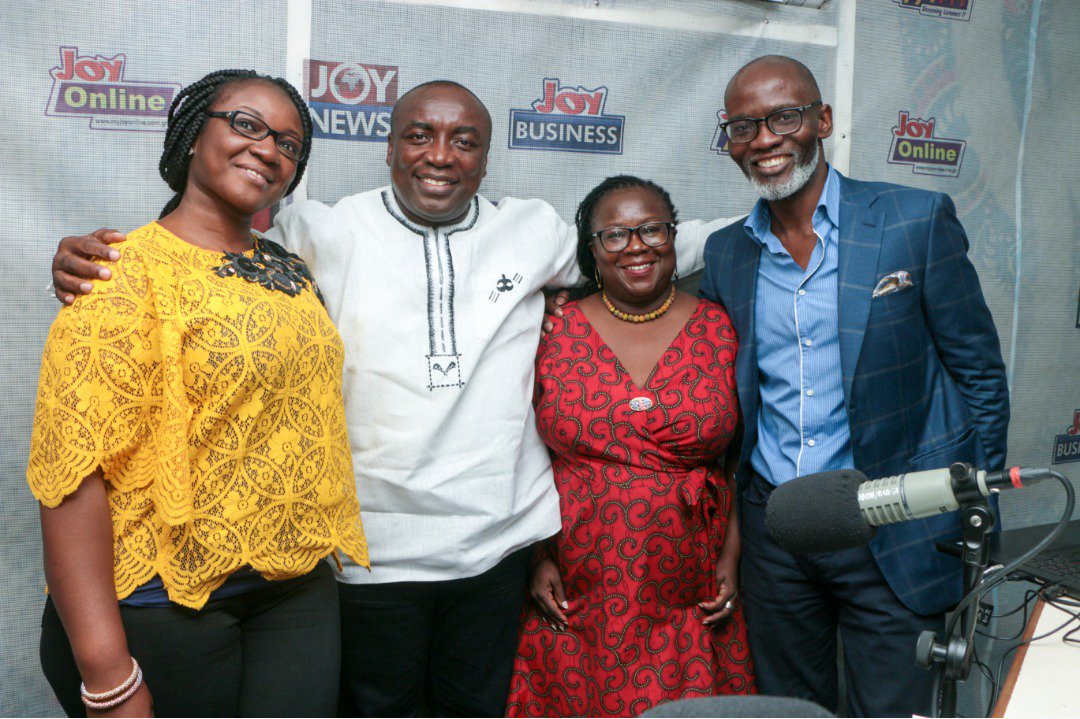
542, 290, 571, 338
53, 229, 125, 304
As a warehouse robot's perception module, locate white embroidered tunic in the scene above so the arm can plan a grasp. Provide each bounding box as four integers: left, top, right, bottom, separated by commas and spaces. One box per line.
268, 187, 731, 583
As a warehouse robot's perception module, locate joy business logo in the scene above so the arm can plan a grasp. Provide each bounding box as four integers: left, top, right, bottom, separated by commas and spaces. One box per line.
509, 78, 624, 154
1052, 410, 1080, 465
306, 59, 398, 141
894, 0, 973, 21
710, 109, 731, 155
46, 47, 179, 131
887, 111, 966, 178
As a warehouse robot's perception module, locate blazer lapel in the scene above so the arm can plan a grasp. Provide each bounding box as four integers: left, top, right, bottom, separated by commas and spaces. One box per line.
836, 177, 884, 404
729, 233, 762, 458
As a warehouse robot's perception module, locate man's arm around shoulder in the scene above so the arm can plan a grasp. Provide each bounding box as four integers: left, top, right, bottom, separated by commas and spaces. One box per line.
698, 220, 746, 306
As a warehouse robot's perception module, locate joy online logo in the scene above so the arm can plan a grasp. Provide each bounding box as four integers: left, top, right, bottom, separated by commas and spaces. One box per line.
508, 78, 624, 154
1052, 410, 1080, 465
306, 60, 398, 141
894, 0, 973, 21
887, 111, 966, 177
46, 47, 179, 131
710, 109, 731, 155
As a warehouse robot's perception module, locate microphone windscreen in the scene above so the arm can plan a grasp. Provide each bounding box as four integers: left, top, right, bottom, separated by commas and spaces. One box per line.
640, 695, 835, 717
765, 469, 876, 553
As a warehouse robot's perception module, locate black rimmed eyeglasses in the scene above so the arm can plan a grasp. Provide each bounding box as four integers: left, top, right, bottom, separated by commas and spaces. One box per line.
591, 222, 675, 253
719, 100, 823, 144
206, 109, 308, 162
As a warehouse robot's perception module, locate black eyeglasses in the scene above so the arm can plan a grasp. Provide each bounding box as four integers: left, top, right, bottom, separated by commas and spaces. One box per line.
592, 222, 675, 253
719, 101, 822, 144
206, 109, 308, 162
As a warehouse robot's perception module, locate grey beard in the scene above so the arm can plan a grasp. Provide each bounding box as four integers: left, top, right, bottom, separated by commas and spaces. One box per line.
746, 142, 820, 202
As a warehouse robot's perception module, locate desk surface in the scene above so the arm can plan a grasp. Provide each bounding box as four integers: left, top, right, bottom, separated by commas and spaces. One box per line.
995, 599, 1080, 717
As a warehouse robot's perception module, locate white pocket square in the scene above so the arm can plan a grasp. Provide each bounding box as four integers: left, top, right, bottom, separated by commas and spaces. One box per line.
872, 270, 913, 298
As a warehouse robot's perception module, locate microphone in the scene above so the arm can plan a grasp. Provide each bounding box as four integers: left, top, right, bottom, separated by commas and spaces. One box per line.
765, 464, 1050, 554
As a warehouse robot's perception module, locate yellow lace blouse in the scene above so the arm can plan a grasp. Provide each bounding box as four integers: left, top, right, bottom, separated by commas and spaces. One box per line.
28, 222, 368, 609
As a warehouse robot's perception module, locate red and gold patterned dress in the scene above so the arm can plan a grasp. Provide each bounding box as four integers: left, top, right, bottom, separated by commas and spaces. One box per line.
507, 299, 755, 718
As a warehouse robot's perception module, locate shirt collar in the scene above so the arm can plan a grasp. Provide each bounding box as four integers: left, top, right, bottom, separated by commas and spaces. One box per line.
381, 187, 481, 236
743, 163, 840, 247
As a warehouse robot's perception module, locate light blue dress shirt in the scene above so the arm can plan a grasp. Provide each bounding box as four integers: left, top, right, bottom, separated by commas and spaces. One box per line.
746, 166, 855, 486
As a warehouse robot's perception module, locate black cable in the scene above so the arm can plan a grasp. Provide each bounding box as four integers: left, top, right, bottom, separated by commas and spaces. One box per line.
1050, 595, 1080, 647
975, 588, 1041, 641
976, 643, 997, 716
988, 589, 1080, 713
976, 587, 1040, 716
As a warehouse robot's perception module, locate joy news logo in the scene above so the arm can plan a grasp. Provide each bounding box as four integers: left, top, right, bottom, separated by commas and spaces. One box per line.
46, 47, 179, 131
508, 78, 624, 154
894, 0, 973, 21
1052, 410, 1080, 465
306, 59, 399, 141
888, 111, 966, 178
710, 109, 731, 155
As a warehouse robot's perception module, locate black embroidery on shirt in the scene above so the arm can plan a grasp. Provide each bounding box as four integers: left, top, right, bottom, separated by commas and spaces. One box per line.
213, 238, 324, 304
489, 273, 524, 303
381, 190, 480, 391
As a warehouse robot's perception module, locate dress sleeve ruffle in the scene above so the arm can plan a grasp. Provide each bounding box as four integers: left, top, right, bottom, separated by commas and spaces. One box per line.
27, 249, 196, 526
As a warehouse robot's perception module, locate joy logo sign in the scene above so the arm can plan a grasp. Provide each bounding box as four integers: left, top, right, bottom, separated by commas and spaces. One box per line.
46, 47, 179, 132
509, 78, 624, 155
52, 48, 124, 82
306, 59, 399, 142
1053, 410, 1080, 465
531, 79, 607, 116
887, 110, 966, 178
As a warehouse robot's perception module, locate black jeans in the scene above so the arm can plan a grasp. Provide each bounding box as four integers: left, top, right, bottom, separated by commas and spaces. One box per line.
337, 546, 531, 717
739, 473, 944, 717
41, 562, 340, 717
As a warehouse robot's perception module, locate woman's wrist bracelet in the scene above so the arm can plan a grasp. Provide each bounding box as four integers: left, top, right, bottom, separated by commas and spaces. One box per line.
82, 667, 143, 711
80, 656, 140, 705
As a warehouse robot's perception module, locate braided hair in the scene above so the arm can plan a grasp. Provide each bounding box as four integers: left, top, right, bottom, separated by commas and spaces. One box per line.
158, 69, 313, 218
573, 175, 679, 292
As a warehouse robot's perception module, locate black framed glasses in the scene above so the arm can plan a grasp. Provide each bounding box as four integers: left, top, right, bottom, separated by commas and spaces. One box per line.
719, 100, 823, 144
206, 109, 308, 162
592, 222, 675, 252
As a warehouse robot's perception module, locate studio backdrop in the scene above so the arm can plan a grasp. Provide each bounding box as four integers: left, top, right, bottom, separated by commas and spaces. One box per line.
2, 1, 1077, 715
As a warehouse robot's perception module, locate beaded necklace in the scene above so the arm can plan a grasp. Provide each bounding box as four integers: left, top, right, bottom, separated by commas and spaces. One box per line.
601, 285, 676, 323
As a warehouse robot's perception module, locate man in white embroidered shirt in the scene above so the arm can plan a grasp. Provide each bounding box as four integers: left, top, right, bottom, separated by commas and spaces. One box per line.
51, 80, 734, 717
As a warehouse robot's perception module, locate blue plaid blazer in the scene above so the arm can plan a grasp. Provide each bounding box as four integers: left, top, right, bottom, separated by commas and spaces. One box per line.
700, 172, 1010, 615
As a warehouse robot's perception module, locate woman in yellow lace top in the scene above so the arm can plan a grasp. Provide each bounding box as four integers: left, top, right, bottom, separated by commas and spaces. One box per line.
29, 70, 367, 717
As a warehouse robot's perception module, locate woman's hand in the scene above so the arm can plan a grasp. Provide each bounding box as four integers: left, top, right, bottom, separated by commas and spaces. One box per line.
52, 229, 125, 304
85, 682, 153, 718
701, 497, 743, 627
529, 558, 569, 630
700, 551, 740, 626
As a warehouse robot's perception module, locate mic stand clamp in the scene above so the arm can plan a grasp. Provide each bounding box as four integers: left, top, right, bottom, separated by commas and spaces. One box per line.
914, 462, 995, 718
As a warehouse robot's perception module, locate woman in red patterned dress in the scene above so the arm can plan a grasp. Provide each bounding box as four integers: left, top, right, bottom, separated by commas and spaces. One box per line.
507, 176, 755, 717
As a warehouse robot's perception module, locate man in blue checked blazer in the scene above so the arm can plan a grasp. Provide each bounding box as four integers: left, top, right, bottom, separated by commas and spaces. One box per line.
699, 56, 1009, 717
